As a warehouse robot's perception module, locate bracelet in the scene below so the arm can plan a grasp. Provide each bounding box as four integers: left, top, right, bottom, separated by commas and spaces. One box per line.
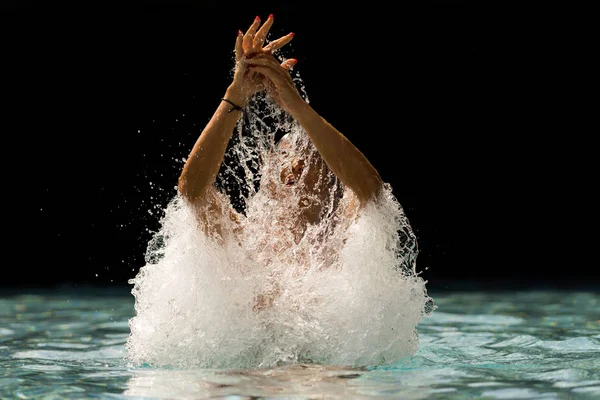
221, 98, 243, 113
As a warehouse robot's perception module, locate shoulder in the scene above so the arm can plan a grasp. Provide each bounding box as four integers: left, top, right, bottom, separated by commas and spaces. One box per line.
187, 186, 245, 241
335, 188, 361, 221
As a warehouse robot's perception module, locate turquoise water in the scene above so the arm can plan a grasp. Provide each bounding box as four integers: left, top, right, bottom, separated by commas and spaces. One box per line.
1, 287, 598, 399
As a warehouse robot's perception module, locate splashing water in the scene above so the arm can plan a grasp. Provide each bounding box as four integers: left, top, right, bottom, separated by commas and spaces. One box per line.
125, 70, 433, 369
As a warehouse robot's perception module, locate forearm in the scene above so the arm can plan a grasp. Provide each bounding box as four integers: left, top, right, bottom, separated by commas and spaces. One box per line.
178, 85, 246, 200
291, 101, 383, 203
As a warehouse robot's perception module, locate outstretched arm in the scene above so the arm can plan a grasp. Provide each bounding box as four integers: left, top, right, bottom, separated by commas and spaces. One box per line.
247, 55, 383, 205
178, 16, 294, 233
291, 101, 383, 204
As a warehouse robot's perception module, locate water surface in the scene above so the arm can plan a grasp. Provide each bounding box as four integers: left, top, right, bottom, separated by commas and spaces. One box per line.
1, 286, 598, 399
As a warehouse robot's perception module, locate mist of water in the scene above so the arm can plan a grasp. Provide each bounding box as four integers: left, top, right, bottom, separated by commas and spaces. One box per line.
125, 72, 433, 369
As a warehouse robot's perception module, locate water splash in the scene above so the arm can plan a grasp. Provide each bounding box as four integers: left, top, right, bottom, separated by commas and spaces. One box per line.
126, 72, 433, 369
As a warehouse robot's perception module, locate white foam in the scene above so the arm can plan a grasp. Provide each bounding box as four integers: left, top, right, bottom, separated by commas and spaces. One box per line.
126, 79, 433, 369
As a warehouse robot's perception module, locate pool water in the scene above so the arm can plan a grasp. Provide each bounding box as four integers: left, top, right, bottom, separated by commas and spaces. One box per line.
2, 286, 598, 399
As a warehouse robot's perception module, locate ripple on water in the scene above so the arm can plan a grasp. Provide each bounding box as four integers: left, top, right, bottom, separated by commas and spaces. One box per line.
426, 312, 524, 326
532, 337, 600, 352
480, 387, 560, 399
21, 364, 70, 372
36, 342, 92, 349
13, 345, 127, 361
0, 328, 14, 335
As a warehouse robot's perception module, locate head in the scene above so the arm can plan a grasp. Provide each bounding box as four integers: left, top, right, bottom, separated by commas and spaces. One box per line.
262, 133, 329, 201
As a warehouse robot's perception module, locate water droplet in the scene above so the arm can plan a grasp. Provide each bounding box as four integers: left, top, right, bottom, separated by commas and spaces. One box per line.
128, 85, 427, 368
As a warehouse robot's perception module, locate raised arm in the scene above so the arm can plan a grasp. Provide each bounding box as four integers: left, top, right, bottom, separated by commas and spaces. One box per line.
178, 16, 294, 231
247, 55, 383, 205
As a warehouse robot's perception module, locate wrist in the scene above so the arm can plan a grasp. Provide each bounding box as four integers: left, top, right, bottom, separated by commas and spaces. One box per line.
225, 83, 249, 108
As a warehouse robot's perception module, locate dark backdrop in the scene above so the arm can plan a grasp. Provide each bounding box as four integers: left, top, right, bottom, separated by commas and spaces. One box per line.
2, 2, 590, 291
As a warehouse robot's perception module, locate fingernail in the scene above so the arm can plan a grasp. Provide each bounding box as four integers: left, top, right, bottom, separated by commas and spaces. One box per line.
238, 30, 242, 36
268, 14, 274, 19
289, 32, 295, 37
255, 16, 260, 22
292, 58, 298, 64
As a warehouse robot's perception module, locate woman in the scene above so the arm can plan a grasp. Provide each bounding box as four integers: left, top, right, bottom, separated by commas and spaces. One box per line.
178, 14, 383, 245
127, 17, 429, 366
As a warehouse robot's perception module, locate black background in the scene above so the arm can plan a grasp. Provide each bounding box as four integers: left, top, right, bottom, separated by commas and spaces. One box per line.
2, 2, 593, 291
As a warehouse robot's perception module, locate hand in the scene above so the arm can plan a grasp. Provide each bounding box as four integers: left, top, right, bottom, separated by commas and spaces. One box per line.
229, 15, 295, 104
245, 53, 303, 114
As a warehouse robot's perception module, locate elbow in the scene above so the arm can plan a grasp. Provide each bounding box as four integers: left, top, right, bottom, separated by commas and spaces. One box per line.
177, 175, 195, 201
177, 175, 186, 194
178, 174, 211, 203
356, 176, 384, 205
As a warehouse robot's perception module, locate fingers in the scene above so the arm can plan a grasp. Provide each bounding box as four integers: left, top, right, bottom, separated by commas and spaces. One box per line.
235, 30, 243, 61
247, 64, 290, 87
253, 14, 274, 50
243, 16, 261, 53
281, 58, 298, 70
247, 54, 287, 70
263, 32, 294, 53
240, 15, 294, 55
